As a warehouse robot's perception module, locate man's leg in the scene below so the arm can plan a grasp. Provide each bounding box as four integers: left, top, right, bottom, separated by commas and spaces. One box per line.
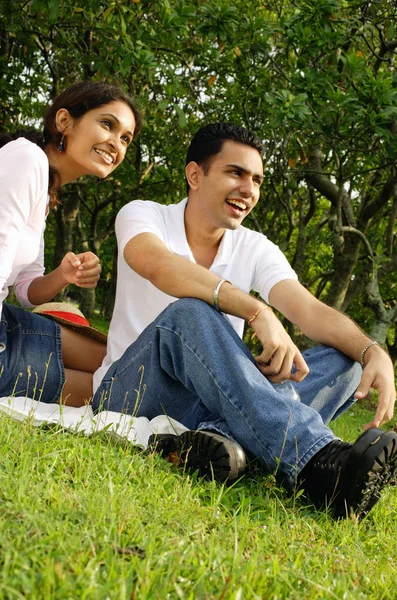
295, 345, 362, 424
93, 299, 336, 483
93, 298, 397, 519
197, 345, 362, 439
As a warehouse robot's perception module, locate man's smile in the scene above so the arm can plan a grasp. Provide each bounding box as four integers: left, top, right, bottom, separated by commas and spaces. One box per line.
225, 198, 250, 213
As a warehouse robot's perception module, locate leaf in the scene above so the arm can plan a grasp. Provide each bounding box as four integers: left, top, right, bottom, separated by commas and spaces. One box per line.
174, 104, 187, 128
288, 157, 297, 168
48, 0, 60, 23
103, 6, 113, 20
120, 14, 127, 36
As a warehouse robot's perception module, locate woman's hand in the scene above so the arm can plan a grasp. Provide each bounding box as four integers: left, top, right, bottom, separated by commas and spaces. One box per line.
59, 252, 101, 289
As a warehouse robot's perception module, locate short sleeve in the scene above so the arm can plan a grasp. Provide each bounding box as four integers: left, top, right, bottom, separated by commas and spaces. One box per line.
251, 236, 298, 304
116, 200, 166, 252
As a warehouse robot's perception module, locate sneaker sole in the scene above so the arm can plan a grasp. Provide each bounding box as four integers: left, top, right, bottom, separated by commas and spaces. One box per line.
148, 430, 247, 482
341, 429, 397, 520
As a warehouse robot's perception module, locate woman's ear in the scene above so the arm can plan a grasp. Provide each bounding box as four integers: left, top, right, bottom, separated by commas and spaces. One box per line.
55, 108, 73, 133
185, 161, 202, 191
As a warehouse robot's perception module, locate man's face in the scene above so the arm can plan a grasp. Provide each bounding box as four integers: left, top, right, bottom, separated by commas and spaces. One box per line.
191, 140, 264, 232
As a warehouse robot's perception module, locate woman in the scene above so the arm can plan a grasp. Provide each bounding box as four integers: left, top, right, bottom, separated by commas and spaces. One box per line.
0, 81, 141, 407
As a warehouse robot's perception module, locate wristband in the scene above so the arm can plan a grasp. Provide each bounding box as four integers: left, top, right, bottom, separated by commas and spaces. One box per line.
213, 279, 230, 312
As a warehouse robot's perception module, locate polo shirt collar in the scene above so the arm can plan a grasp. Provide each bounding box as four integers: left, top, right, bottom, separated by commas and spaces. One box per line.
212, 227, 233, 268
167, 197, 234, 267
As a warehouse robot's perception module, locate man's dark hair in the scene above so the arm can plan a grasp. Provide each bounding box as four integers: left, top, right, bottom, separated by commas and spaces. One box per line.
185, 122, 263, 193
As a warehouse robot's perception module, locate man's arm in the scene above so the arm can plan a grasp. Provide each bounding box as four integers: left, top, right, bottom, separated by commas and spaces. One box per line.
269, 279, 396, 428
123, 232, 309, 382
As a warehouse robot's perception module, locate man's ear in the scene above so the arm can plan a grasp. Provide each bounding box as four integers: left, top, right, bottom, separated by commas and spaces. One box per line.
185, 161, 202, 191
55, 108, 73, 133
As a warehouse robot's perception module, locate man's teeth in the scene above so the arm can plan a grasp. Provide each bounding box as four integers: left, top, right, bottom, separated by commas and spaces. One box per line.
227, 200, 246, 210
95, 149, 113, 163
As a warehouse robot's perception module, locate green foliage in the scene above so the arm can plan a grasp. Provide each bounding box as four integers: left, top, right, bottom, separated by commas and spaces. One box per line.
0, 0, 396, 357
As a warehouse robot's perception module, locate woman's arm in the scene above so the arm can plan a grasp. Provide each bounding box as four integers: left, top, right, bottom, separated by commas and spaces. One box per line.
26, 251, 101, 305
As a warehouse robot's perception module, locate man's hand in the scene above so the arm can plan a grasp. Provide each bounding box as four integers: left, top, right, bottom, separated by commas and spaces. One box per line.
354, 344, 396, 430
251, 307, 309, 383
59, 252, 101, 289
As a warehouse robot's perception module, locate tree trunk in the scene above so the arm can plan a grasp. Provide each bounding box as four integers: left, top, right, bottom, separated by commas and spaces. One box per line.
324, 234, 362, 309
79, 288, 96, 321
102, 243, 118, 320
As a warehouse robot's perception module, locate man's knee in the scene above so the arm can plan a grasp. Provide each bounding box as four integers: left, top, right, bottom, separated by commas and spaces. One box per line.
162, 298, 216, 322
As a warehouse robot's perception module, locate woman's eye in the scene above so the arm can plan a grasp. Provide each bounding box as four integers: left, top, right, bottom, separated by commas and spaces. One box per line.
122, 136, 131, 145
102, 120, 112, 128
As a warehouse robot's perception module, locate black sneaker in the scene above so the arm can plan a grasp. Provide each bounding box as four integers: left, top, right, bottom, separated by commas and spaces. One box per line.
147, 430, 247, 482
299, 428, 397, 520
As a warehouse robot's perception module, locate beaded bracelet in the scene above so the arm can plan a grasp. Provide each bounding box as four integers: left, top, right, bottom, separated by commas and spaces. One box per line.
247, 306, 266, 327
360, 340, 379, 368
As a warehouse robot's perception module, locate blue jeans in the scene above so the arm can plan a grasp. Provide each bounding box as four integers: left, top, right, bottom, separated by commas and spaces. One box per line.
0, 302, 65, 403
93, 299, 362, 485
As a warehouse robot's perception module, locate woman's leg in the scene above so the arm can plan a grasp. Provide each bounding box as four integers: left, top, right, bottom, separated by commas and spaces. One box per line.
60, 325, 106, 373
57, 326, 106, 406
59, 368, 93, 407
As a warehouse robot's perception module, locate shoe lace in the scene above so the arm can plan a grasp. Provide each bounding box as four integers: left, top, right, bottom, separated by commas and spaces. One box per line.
312, 440, 351, 470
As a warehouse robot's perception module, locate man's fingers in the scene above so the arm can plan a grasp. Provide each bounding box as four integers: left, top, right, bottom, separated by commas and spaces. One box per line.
364, 391, 395, 430
257, 349, 289, 377
289, 352, 309, 382
354, 370, 371, 400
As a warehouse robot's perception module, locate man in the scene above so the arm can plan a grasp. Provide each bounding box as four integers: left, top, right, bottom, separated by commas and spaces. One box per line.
93, 123, 397, 521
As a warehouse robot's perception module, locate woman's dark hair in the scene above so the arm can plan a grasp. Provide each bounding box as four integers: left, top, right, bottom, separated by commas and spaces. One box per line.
42, 80, 142, 148
185, 122, 263, 194
0, 81, 142, 205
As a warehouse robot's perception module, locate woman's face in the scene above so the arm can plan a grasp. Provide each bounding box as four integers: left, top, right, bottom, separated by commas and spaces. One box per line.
59, 100, 136, 181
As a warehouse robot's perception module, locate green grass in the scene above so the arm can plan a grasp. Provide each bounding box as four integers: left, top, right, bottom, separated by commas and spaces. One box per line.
0, 403, 396, 599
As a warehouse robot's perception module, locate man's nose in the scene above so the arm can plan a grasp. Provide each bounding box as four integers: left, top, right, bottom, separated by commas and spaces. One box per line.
239, 178, 256, 197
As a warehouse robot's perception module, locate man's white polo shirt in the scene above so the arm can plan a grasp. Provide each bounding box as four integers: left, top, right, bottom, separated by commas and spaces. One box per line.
93, 198, 297, 391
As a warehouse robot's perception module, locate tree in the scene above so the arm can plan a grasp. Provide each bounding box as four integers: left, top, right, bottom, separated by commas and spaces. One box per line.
1, 0, 396, 364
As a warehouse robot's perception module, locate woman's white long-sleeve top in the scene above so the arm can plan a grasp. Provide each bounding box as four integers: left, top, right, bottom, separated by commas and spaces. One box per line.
0, 138, 49, 319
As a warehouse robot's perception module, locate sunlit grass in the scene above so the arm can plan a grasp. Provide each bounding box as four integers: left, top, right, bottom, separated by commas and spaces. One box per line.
0, 401, 396, 599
